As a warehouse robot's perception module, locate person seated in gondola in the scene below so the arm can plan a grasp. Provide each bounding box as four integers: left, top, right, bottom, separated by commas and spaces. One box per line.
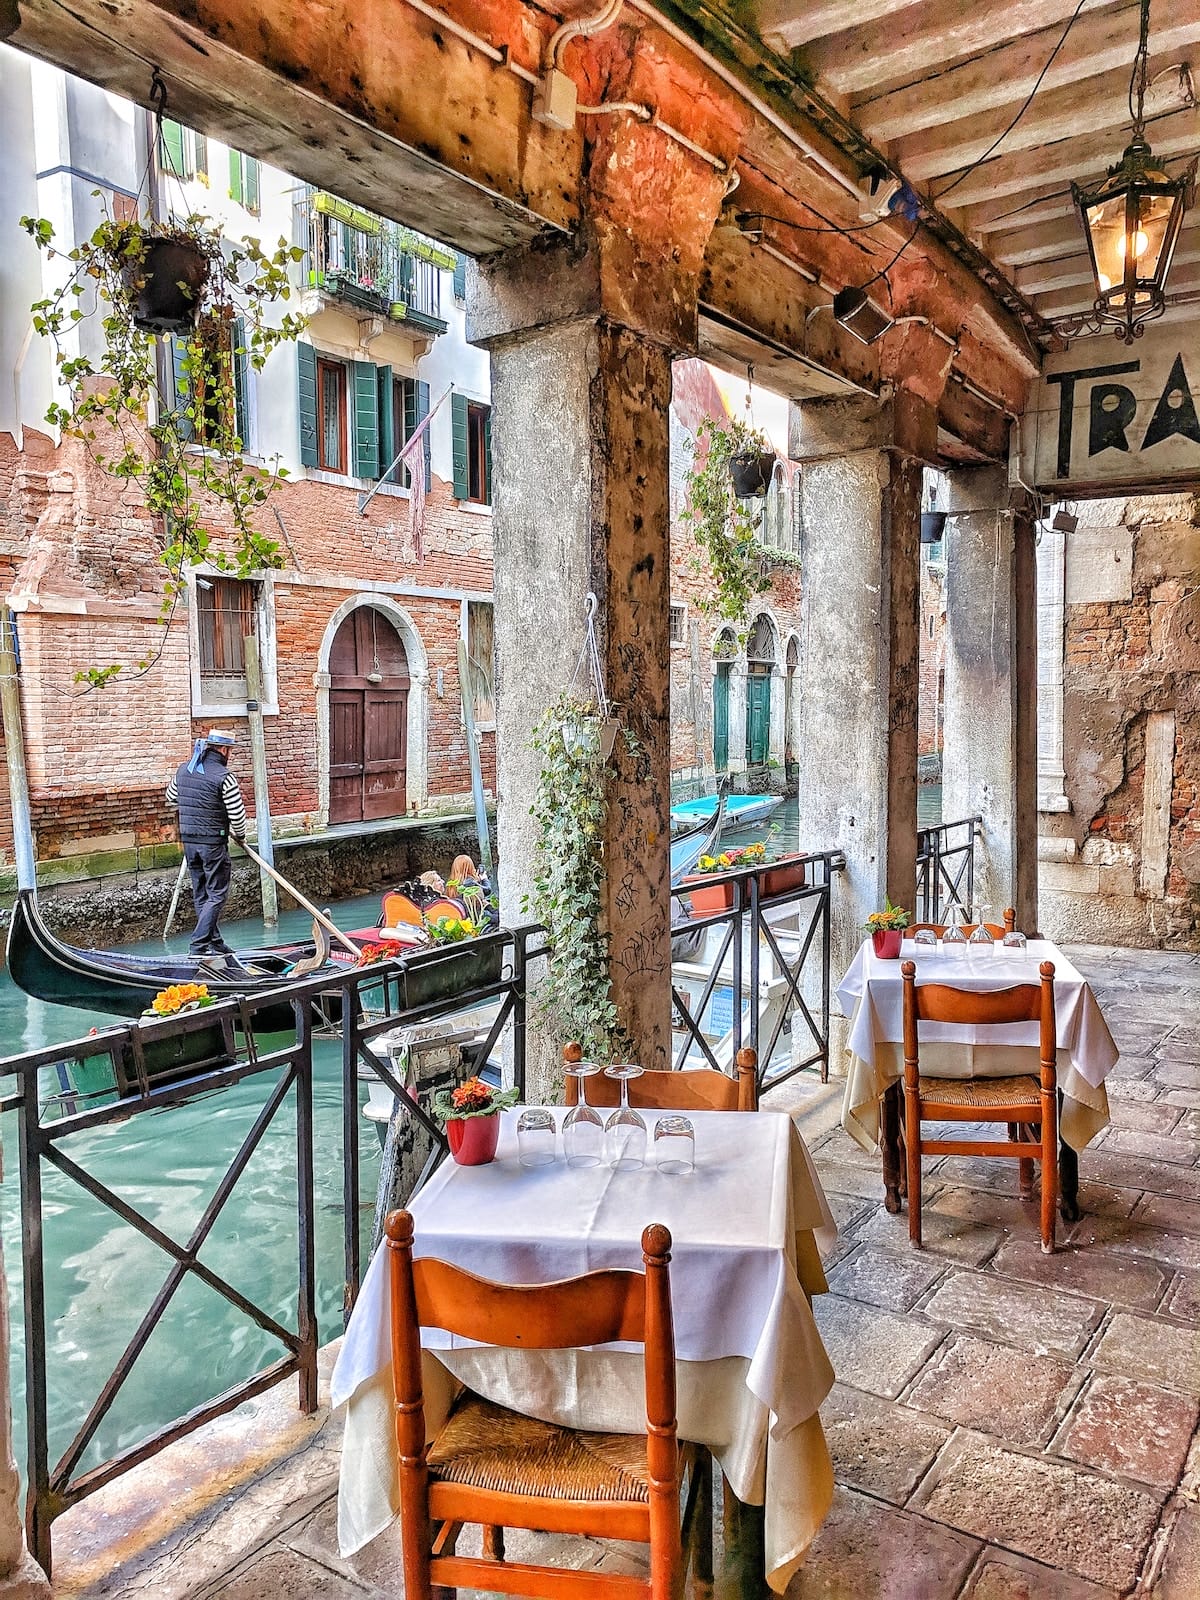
447, 854, 497, 929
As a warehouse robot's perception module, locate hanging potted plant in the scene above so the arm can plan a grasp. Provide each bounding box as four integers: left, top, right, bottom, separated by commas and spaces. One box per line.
20, 204, 306, 685
524, 688, 639, 1061
431, 1076, 520, 1167
729, 432, 777, 498
680, 415, 774, 631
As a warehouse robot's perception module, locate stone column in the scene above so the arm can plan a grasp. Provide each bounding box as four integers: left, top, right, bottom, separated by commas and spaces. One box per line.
470, 236, 688, 1081
790, 393, 926, 1061
941, 465, 1039, 933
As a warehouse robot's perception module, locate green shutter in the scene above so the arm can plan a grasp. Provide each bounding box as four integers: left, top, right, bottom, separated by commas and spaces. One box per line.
297, 342, 318, 467
228, 148, 242, 205
376, 364, 394, 481
483, 405, 492, 505
244, 156, 260, 214
192, 132, 208, 178
402, 377, 417, 491
417, 380, 431, 492
159, 119, 186, 177
231, 316, 249, 447
170, 336, 194, 441
351, 361, 380, 479
451, 391, 469, 500
453, 252, 467, 300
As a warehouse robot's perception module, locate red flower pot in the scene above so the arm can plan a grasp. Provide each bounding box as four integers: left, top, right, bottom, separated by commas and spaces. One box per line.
761, 855, 808, 898
447, 1113, 501, 1166
683, 874, 735, 913
872, 928, 903, 959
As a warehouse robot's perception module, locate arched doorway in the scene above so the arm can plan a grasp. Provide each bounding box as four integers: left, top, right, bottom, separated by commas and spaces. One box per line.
712, 628, 738, 772
328, 606, 410, 823
745, 614, 777, 766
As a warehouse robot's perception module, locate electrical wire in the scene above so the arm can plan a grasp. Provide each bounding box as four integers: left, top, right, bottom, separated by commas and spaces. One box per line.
933, 0, 1093, 202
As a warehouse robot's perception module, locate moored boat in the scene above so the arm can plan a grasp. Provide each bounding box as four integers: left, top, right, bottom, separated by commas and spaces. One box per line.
670, 792, 782, 834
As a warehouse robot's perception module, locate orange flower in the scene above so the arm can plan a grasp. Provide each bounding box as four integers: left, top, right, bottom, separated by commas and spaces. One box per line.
151, 982, 211, 1015
450, 1076, 494, 1112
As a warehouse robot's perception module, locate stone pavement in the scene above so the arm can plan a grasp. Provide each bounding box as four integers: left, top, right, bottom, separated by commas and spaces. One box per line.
56, 944, 1200, 1599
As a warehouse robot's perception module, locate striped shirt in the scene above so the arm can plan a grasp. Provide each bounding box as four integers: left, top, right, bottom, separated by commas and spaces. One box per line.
165, 768, 248, 840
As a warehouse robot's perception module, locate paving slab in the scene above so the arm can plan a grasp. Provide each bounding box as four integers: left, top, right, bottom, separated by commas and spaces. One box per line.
1156, 1061, 1200, 1088
906, 1333, 1079, 1447
818, 1384, 950, 1504
825, 1245, 948, 1312
850, 1201, 1004, 1267
1107, 1075, 1164, 1103
1152, 1504, 1200, 1599
1077, 1150, 1200, 1201
920, 1270, 1105, 1359
1056, 1373, 1198, 1490
200, 1546, 378, 1598
1162, 1088, 1200, 1109
1136, 1193, 1200, 1236
1065, 1213, 1200, 1273
1107, 1100, 1183, 1133
958, 1548, 1120, 1599
1091, 1311, 1200, 1394
814, 1160, 893, 1204
909, 1429, 1163, 1589
783, 1486, 978, 1600
1162, 1272, 1200, 1322
988, 1237, 1170, 1310
929, 1156, 1021, 1195
812, 1295, 945, 1400
1100, 1128, 1200, 1165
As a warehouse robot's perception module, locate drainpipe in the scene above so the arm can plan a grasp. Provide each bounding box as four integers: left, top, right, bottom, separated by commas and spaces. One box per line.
0, 607, 37, 894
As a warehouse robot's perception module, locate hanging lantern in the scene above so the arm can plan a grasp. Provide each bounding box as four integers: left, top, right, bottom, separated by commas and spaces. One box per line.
1070, 0, 1194, 344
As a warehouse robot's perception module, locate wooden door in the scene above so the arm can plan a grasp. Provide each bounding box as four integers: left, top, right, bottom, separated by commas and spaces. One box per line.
328, 608, 410, 824
713, 664, 730, 771
746, 669, 771, 765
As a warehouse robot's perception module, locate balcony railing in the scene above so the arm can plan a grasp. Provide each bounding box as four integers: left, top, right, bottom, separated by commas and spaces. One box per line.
295, 189, 452, 333
915, 814, 982, 924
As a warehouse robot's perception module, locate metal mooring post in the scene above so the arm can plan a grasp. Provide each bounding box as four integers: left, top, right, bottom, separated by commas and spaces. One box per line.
243, 633, 278, 928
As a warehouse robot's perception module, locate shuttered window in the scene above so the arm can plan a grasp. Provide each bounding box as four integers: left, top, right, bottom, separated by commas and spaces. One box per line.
453, 252, 467, 301
198, 577, 257, 700
316, 359, 347, 473
452, 395, 491, 504
228, 150, 261, 214
297, 343, 318, 467
350, 362, 379, 478
158, 118, 188, 177
167, 316, 249, 449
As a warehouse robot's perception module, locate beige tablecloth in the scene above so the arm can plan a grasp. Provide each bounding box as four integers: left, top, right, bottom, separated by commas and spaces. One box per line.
332, 1106, 838, 1593
838, 938, 1117, 1152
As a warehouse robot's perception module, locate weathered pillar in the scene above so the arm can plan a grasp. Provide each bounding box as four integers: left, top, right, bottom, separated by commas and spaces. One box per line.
470, 235, 695, 1079
790, 393, 927, 1059
942, 466, 1039, 933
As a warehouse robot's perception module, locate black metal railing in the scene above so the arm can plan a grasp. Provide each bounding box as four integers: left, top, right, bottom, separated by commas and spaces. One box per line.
915, 815, 981, 924
3, 928, 541, 1576
669, 851, 845, 1088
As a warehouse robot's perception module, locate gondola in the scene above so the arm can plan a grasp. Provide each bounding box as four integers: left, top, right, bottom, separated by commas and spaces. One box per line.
4, 889, 343, 1029
669, 792, 782, 834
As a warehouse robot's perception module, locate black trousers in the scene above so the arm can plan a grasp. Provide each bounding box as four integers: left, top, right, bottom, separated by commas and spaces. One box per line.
183, 839, 232, 953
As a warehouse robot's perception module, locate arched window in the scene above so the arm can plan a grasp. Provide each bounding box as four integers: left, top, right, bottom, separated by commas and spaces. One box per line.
746, 613, 777, 666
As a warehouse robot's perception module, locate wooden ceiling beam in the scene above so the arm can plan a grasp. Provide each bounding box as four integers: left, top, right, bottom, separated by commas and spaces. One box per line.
800, 0, 1087, 99
1031, 257, 1200, 317
996, 210, 1200, 266
756, 0, 912, 53
892, 56, 1194, 182
852, 1, 1200, 143
927, 105, 1200, 208
1015, 227, 1200, 293
956, 184, 1076, 237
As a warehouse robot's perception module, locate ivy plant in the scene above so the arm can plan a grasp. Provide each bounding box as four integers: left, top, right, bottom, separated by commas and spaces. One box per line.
679, 415, 774, 632
523, 692, 637, 1062
20, 207, 305, 684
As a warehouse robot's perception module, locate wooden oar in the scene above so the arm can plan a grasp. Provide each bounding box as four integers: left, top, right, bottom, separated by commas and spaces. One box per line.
237, 840, 361, 958
163, 855, 190, 939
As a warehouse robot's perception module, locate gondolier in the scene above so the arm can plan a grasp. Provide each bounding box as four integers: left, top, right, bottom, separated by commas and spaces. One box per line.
166, 728, 248, 958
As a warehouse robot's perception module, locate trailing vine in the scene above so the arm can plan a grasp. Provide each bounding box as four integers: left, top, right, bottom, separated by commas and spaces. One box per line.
679, 415, 774, 631
523, 692, 637, 1061
21, 206, 305, 685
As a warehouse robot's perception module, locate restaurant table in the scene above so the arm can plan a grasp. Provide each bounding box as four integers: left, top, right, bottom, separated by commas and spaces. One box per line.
837, 937, 1119, 1216
331, 1105, 838, 1594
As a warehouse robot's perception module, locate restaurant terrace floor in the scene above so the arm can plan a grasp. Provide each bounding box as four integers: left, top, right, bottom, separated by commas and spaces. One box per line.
44, 942, 1200, 1600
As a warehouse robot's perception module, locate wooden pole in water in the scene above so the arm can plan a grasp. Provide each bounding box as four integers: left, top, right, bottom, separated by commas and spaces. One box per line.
163, 855, 189, 939
243, 633, 278, 928
456, 638, 494, 879
0, 606, 36, 893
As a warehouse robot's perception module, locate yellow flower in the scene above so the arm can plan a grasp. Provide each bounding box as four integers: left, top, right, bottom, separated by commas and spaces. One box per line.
151, 982, 211, 1015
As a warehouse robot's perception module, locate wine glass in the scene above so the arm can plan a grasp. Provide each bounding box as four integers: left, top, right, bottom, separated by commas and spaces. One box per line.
912, 927, 938, 953
604, 1063, 647, 1171
969, 903, 996, 952
562, 1055, 604, 1168
1002, 929, 1028, 952
942, 906, 968, 954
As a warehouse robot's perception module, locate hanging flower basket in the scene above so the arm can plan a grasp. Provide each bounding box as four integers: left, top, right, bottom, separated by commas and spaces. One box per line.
920, 511, 947, 544
730, 448, 777, 499
126, 235, 211, 333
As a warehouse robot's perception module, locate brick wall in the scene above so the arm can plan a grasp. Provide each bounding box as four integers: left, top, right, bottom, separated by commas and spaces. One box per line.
917, 556, 947, 761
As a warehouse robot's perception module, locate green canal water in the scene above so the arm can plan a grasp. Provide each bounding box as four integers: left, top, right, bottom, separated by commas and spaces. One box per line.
0, 892, 386, 1494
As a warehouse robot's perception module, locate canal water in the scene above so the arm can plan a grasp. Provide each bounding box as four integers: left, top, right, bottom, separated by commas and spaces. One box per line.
0, 891, 386, 1495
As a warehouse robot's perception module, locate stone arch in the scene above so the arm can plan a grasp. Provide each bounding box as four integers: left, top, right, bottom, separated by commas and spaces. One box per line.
314, 593, 430, 821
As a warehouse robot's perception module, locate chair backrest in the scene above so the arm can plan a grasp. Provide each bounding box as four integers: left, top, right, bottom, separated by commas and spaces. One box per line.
386, 1210, 678, 1506
422, 895, 469, 925
381, 891, 424, 928
562, 1044, 758, 1112
901, 958, 1057, 1072
905, 907, 1016, 939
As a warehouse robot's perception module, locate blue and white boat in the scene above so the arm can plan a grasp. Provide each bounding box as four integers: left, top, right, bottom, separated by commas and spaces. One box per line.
670, 792, 782, 834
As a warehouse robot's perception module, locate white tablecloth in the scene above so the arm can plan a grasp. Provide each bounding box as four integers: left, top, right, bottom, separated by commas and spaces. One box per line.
837, 938, 1118, 1152
331, 1106, 838, 1593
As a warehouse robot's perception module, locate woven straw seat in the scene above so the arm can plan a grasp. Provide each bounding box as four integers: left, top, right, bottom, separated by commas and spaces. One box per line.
428, 1394, 651, 1502
918, 1074, 1041, 1110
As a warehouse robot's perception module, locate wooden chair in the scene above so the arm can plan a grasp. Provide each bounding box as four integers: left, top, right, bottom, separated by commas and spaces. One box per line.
386, 1209, 712, 1600
904, 907, 1017, 939
562, 1043, 758, 1113
901, 959, 1058, 1253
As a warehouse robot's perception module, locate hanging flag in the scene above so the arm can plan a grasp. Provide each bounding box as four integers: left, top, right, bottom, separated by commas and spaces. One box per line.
396, 386, 451, 562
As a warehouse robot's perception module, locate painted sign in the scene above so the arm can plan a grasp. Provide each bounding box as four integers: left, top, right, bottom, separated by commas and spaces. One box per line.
1017, 324, 1200, 496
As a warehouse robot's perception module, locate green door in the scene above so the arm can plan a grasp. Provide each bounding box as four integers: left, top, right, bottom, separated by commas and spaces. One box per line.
747, 670, 771, 765
713, 664, 730, 771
